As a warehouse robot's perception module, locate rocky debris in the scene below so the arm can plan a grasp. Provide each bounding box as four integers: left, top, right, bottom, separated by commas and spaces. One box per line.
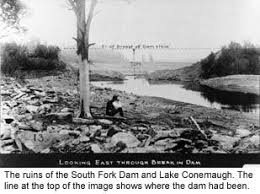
0, 76, 259, 154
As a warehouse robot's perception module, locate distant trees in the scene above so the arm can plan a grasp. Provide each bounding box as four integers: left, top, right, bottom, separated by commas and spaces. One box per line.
200, 42, 260, 79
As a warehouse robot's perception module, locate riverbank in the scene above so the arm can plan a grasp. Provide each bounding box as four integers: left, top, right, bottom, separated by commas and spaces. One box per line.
147, 62, 201, 82
147, 62, 259, 95
1, 73, 259, 154
200, 75, 260, 95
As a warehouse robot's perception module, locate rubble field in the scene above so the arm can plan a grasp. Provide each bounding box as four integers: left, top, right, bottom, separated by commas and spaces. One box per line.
1, 74, 259, 154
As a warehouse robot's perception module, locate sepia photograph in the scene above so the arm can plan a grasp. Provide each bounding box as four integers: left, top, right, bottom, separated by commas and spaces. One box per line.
0, 0, 259, 167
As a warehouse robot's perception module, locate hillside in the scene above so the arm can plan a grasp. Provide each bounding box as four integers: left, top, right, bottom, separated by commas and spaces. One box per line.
200, 75, 260, 95
147, 62, 201, 82
148, 42, 260, 82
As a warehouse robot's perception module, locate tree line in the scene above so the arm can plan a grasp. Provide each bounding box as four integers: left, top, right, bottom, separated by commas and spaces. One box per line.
200, 42, 260, 79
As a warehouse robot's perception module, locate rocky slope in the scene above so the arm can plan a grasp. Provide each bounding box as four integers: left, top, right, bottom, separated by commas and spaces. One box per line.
0, 74, 259, 154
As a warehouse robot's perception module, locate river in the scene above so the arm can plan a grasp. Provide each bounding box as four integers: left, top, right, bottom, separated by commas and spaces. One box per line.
92, 76, 260, 115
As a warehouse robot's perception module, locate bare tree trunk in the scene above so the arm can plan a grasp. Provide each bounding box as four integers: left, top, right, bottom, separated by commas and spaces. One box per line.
69, 0, 97, 118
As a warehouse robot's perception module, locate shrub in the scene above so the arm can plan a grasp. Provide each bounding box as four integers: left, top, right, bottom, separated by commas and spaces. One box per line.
32, 44, 60, 60
1, 42, 64, 76
1, 43, 29, 75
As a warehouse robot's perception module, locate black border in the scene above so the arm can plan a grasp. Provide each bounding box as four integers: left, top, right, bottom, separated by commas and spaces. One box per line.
0, 154, 260, 168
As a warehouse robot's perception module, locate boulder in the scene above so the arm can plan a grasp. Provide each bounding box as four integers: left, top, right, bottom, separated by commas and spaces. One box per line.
34, 91, 47, 97
25, 105, 39, 113
90, 144, 102, 153
0, 124, 12, 140
15, 131, 60, 153
111, 132, 140, 148
98, 119, 113, 125
236, 129, 251, 137
29, 121, 45, 132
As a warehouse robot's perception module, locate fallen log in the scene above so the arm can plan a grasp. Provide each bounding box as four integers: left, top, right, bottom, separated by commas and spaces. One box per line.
189, 116, 208, 140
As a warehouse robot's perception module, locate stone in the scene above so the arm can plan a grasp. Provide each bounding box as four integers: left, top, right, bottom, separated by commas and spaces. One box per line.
236, 129, 251, 137
13, 92, 26, 100
90, 144, 102, 153
79, 136, 90, 143
27, 99, 41, 106
98, 119, 113, 125
16, 131, 59, 153
18, 123, 33, 131
0, 125, 12, 140
154, 138, 177, 146
29, 121, 45, 132
61, 108, 74, 113
89, 125, 102, 133
249, 135, 260, 146
59, 130, 71, 136
29, 87, 43, 92
39, 104, 52, 113
46, 112, 73, 122
34, 91, 46, 97
73, 118, 95, 125
69, 131, 81, 138
4, 101, 17, 108
41, 148, 51, 153
111, 132, 140, 148
20, 88, 31, 93
25, 105, 39, 113
211, 134, 240, 150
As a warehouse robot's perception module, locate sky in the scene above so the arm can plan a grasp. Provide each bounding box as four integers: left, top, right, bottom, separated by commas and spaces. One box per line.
2, 0, 260, 61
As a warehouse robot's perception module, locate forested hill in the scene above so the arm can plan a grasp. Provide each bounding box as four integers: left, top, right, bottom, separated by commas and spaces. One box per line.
148, 42, 260, 81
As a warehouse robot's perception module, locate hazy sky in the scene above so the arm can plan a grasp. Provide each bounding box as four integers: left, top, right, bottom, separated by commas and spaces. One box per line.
3, 0, 260, 61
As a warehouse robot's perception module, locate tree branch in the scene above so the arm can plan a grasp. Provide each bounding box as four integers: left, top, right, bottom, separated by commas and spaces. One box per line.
86, 0, 97, 31
67, 0, 76, 12
88, 43, 96, 48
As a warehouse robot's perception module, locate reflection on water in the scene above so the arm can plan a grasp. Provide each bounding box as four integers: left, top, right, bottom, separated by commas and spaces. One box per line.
92, 76, 260, 114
